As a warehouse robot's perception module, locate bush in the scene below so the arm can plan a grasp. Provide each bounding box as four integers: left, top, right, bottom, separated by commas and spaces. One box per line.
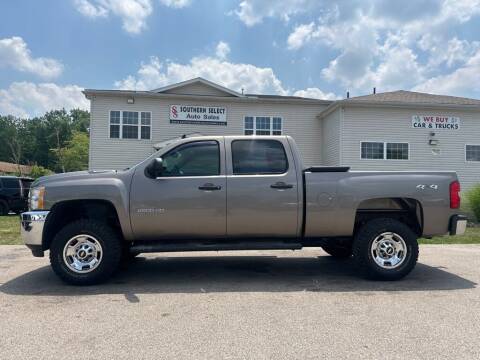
466, 184, 480, 223
30, 165, 54, 179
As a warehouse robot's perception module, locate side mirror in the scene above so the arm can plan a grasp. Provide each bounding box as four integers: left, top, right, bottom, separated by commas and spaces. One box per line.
145, 157, 164, 178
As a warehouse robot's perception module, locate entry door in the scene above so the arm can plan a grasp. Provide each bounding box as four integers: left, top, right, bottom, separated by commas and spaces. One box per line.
130, 140, 226, 240
226, 138, 299, 238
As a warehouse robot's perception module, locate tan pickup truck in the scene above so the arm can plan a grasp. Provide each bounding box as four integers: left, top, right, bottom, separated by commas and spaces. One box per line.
21, 135, 466, 285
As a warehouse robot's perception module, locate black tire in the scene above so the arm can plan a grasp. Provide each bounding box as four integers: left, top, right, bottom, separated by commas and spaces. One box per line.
353, 218, 419, 281
0, 200, 9, 216
50, 219, 122, 285
121, 247, 141, 264
322, 243, 352, 258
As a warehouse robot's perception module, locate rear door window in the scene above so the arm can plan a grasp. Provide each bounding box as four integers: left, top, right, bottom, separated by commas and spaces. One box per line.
232, 140, 288, 175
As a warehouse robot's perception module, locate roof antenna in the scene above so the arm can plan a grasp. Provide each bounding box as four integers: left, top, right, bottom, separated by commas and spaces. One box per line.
346, 91, 350, 99
373, 87, 376, 94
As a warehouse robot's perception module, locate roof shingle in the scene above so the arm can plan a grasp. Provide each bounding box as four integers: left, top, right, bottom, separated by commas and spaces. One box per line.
347, 90, 480, 106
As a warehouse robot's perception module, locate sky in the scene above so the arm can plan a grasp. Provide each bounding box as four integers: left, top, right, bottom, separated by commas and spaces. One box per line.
1, 0, 480, 117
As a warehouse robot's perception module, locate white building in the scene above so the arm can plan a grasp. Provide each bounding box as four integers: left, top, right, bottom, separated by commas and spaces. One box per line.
84, 77, 480, 189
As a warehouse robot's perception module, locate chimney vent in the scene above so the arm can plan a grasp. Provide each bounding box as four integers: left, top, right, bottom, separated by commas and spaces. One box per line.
347, 91, 350, 99
373, 87, 376, 94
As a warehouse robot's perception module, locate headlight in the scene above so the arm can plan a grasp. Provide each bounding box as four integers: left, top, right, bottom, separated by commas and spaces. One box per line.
29, 186, 45, 210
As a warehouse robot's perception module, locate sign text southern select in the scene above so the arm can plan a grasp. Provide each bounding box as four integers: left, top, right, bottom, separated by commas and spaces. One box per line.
170, 105, 227, 125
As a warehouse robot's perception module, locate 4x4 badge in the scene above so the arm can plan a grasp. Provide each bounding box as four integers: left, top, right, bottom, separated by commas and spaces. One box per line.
416, 184, 438, 190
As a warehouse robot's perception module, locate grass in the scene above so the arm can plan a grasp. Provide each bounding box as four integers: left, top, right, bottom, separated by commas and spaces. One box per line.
0, 215, 21, 245
1, 215, 479, 246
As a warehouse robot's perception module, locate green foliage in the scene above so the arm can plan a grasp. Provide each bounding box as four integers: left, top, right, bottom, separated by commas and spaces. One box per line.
60, 131, 89, 172
466, 184, 480, 222
30, 165, 54, 179
0, 108, 90, 173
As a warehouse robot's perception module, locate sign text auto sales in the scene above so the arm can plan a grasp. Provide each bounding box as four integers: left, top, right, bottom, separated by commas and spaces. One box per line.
412, 115, 460, 130
170, 105, 227, 125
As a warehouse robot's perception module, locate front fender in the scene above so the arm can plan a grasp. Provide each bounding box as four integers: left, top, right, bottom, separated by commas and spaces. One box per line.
43, 177, 133, 240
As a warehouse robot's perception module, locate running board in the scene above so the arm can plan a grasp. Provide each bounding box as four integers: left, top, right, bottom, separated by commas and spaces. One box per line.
129, 241, 303, 253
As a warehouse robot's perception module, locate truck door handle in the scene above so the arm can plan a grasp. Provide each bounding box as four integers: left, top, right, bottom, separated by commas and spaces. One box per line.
198, 183, 222, 191
270, 182, 294, 189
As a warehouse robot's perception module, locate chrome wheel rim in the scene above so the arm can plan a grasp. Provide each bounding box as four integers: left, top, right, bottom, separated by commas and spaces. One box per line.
370, 232, 407, 269
63, 234, 103, 273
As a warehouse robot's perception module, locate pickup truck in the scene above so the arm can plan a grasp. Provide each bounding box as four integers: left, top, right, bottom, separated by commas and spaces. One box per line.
21, 135, 467, 285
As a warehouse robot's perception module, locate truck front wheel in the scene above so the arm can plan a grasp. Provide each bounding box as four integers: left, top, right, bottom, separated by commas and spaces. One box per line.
50, 219, 122, 285
353, 218, 419, 280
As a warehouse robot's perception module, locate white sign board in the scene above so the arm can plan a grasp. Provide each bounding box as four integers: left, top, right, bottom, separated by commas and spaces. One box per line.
170, 105, 227, 125
412, 115, 460, 130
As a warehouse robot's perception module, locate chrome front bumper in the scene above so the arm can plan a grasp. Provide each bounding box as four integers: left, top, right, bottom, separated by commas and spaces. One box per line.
21, 211, 49, 250
450, 215, 467, 236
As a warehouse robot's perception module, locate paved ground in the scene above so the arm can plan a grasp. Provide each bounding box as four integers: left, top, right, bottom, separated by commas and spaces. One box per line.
0, 245, 479, 360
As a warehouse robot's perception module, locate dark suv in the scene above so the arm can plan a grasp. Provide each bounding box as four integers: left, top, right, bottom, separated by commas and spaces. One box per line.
0, 176, 33, 215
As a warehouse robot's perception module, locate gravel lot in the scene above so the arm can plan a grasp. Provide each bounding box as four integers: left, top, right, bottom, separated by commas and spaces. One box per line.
0, 245, 479, 359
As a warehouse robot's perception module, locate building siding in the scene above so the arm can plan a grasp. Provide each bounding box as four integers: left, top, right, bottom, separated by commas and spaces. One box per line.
340, 106, 480, 189
89, 95, 327, 170
321, 108, 341, 166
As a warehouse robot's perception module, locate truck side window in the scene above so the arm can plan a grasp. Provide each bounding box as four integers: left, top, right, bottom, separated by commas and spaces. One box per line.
232, 140, 288, 175
2, 178, 20, 189
161, 141, 220, 177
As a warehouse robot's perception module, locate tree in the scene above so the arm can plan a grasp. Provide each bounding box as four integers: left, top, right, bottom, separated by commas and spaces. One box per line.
60, 131, 89, 172
0, 108, 90, 173
30, 165, 54, 179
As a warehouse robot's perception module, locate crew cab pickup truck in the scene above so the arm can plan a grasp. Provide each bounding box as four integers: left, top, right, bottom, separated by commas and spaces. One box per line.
21, 135, 467, 285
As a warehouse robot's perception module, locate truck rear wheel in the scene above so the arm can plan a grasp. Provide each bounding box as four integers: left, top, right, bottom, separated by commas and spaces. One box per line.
50, 219, 122, 285
353, 218, 419, 280
322, 244, 352, 258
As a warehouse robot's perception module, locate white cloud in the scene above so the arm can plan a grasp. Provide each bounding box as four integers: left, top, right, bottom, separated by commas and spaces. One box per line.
292, 87, 339, 100
287, 22, 315, 50
235, 0, 317, 26
0, 36, 63, 79
283, 0, 480, 96
73, 0, 108, 17
74, 0, 153, 34
115, 56, 288, 95
413, 49, 480, 96
419, 35, 480, 68
215, 41, 230, 60
0, 82, 89, 118
114, 51, 339, 100
159, 0, 191, 8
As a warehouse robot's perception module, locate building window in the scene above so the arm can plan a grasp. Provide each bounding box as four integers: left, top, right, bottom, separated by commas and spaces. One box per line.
141, 112, 151, 139
110, 111, 120, 138
466, 145, 480, 161
244, 116, 282, 135
109, 111, 151, 139
386, 143, 409, 160
361, 142, 409, 160
361, 142, 384, 159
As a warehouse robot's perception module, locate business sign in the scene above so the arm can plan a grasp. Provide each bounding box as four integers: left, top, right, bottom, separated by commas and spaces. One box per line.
412, 115, 460, 130
170, 105, 227, 125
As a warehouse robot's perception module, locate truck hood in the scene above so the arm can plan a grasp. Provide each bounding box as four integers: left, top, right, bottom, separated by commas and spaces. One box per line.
32, 170, 119, 187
